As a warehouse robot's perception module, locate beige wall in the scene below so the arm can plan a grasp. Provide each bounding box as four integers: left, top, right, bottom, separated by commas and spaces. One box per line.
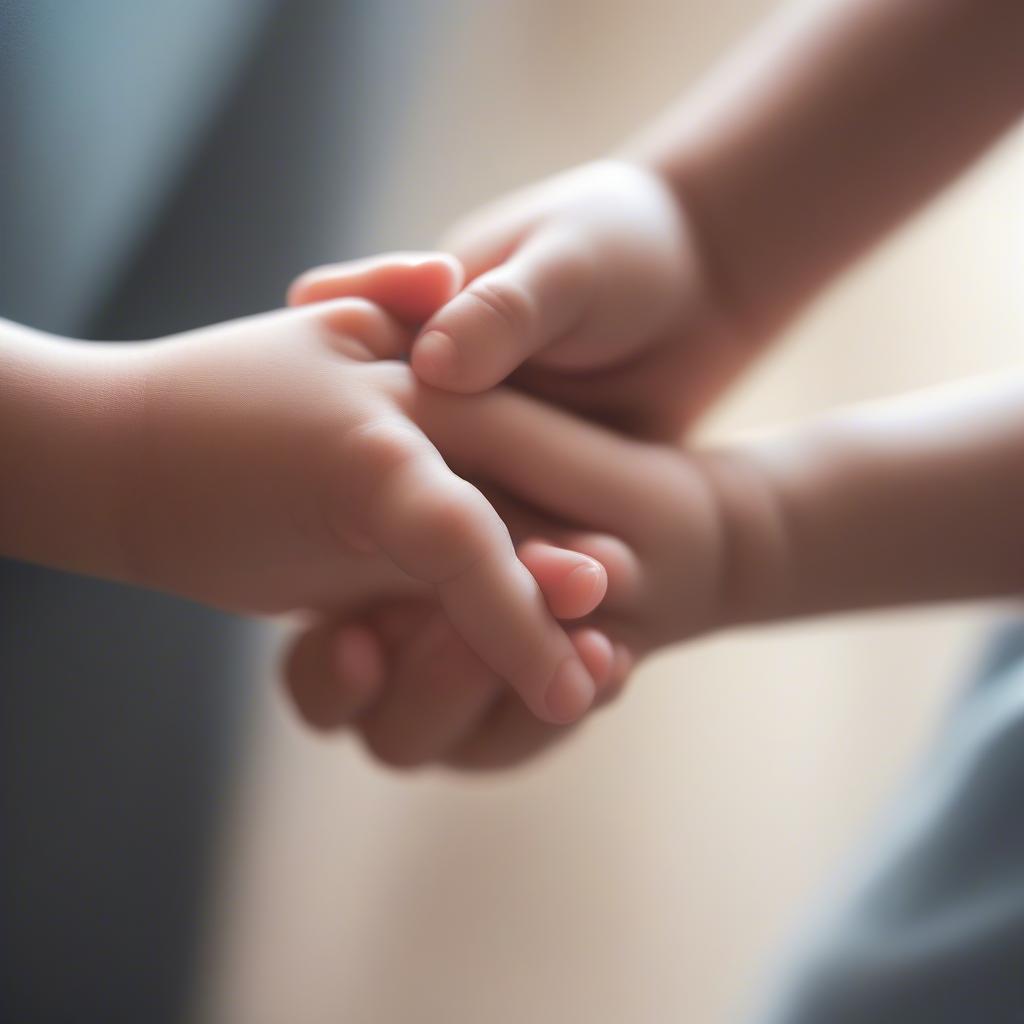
201, 3, 1024, 1022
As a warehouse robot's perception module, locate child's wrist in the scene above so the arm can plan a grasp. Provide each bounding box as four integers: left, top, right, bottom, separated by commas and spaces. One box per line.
0, 324, 147, 582
694, 447, 797, 631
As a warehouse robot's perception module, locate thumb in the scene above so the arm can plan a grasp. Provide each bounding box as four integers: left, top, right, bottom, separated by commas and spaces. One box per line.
288, 252, 465, 326
409, 227, 596, 393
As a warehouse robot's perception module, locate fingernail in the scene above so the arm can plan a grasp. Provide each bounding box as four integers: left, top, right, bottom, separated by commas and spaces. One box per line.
545, 657, 596, 724
567, 561, 604, 598
413, 330, 458, 383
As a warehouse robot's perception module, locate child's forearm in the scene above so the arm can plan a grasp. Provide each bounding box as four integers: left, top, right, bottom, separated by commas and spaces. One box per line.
0, 320, 141, 580
709, 373, 1024, 628
627, 0, 1024, 338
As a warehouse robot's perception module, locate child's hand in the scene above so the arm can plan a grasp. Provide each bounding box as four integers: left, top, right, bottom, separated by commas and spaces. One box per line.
293, 0, 1022, 437
282, 383, 725, 770
284, 368, 1024, 770
114, 257, 602, 724
284, 536, 625, 769
291, 161, 743, 439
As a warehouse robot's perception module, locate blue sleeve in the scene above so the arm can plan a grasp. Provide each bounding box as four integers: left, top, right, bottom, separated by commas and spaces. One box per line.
750, 622, 1024, 1024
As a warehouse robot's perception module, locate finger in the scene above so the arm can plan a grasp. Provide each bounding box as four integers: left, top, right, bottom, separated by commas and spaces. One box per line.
444, 628, 620, 772
440, 217, 522, 283
283, 620, 384, 731
364, 621, 613, 771
408, 384, 667, 536
597, 643, 636, 706
288, 252, 465, 326
315, 298, 413, 360
517, 539, 607, 620
360, 624, 615, 771
331, 415, 597, 724
520, 530, 641, 612
573, 627, 615, 693
359, 610, 502, 769
367, 601, 434, 646
281, 537, 606, 740
480, 492, 644, 613
283, 601, 434, 734
193, 296, 414, 362
410, 227, 596, 392
511, 322, 743, 441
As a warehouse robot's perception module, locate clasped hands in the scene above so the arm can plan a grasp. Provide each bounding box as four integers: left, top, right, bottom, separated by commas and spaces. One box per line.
264, 164, 731, 770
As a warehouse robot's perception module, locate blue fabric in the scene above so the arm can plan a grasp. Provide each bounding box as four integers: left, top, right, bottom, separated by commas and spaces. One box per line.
752, 621, 1024, 1023
0, 0, 273, 336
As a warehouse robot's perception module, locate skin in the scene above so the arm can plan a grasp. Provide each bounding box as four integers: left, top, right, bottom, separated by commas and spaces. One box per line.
0, 255, 609, 726
289, 0, 1024, 768
297, 0, 1024, 438
287, 371, 1024, 770
9, 0, 1021, 770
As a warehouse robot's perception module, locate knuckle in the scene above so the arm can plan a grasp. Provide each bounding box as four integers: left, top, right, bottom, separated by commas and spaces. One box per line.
348, 418, 426, 481
416, 480, 503, 585
362, 360, 417, 403
317, 297, 378, 334
466, 276, 536, 339
326, 296, 379, 322
318, 299, 401, 357
550, 235, 598, 299
322, 417, 426, 546
333, 298, 383, 333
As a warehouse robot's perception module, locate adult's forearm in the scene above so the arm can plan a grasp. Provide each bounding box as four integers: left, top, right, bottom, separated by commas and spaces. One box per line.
627, 0, 1024, 337
716, 372, 1024, 627
0, 320, 141, 580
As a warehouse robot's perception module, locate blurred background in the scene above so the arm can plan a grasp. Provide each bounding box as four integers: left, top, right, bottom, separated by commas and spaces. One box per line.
2, 2, 1020, 1023
197, 2, 1023, 1023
